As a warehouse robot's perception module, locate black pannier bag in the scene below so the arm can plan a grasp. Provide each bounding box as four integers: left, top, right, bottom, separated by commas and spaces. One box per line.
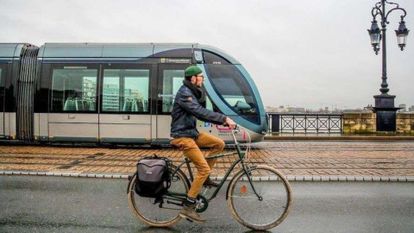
134, 155, 171, 198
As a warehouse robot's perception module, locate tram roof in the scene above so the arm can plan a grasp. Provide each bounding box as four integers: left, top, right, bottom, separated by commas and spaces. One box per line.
38, 43, 240, 64
0, 43, 29, 59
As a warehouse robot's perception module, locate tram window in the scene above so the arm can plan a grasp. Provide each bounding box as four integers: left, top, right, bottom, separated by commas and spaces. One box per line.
0, 68, 2, 105
203, 51, 230, 65
205, 96, 221, 112
0, 68, 2, 87
161, 70, 184, 113
102, 69, 149, 113
205, 64, 259, 123
0, 68, 4, 111
0, 68, 3, 89
206, 96, 213, 110
50, 68, 98, 112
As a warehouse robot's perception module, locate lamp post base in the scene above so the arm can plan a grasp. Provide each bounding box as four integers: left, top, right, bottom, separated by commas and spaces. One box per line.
373, 94, 400, 132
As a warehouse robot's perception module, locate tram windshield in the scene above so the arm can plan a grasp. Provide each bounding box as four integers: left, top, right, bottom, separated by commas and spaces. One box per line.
205, 64, 259, 124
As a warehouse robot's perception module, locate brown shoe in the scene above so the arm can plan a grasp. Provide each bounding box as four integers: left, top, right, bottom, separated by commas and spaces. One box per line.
179, 204, 206, 223
203, 176, 219, 187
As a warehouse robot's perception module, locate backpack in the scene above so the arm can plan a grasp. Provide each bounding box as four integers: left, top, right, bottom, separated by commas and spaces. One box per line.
134, 155, 171, 198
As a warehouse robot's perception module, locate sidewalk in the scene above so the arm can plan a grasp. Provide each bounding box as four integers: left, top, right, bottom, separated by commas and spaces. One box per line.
0, 141, 413, 182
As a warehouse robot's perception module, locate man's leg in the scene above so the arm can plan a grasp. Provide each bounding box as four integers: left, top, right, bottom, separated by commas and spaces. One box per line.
195, 132, 225, 169
171, 137, 210, 223
195, 132, 225, 187
170, 137, 211, 199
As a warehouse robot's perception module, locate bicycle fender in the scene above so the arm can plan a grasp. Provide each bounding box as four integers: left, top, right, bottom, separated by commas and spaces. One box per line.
225, 165, 257, 200
127, 174, 136, 194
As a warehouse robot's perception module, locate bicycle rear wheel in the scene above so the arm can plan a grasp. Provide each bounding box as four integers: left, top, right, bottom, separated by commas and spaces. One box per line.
127, 165, 190, 227
227, 165, 292, 230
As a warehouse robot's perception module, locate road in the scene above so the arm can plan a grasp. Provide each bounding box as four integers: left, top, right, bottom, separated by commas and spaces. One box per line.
1, 176, 413, 233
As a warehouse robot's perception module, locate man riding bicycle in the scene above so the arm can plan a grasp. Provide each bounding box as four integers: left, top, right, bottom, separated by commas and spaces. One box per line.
170, 65, 236, 223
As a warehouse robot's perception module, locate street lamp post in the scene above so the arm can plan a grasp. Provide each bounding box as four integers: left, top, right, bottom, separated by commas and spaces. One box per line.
368, 0, 409, 132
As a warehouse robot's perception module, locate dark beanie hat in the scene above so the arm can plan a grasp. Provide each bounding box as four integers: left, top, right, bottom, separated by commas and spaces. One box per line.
184, 65, 202, 77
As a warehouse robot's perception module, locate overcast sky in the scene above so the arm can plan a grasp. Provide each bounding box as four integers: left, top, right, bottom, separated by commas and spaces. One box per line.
1, 0, 413, 110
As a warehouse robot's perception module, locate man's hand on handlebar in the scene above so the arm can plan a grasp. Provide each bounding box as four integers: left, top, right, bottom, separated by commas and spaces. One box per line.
224, 117, 237, 129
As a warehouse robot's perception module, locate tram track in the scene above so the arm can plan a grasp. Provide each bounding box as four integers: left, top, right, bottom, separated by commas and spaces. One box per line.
1, 152, 413, 163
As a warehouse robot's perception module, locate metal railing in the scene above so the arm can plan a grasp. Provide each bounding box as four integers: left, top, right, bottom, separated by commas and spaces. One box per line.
267, 113, 343, 134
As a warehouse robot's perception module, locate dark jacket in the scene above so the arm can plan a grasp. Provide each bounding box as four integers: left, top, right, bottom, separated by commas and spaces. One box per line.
170, 83, 226, 138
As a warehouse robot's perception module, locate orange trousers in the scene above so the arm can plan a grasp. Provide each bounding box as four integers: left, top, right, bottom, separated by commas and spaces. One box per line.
170, 132, 225, 199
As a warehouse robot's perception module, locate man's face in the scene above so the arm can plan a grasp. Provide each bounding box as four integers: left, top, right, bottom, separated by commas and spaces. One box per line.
191, 73, 204, 87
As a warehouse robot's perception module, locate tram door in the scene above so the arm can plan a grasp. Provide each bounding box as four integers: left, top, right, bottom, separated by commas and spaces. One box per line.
156, 64, 186, 141
0, 64, 5, 137
98, 64, 152, 143
48, 64, 99, 142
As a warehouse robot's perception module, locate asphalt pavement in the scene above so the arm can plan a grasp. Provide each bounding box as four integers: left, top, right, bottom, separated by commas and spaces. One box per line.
1, 176, 413, 233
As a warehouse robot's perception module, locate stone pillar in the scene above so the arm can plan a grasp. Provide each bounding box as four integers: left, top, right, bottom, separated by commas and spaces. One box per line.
396, 113, 414, 135
343, 112, 376, 134
373, 94, 400, 132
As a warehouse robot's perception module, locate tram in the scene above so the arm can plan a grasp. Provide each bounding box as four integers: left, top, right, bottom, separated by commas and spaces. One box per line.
0, 43, 267, 145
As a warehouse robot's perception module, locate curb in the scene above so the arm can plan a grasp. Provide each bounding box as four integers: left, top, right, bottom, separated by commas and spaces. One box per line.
212, 175, 414, 182
0, 170, 129, 179
1, 170, 413, 182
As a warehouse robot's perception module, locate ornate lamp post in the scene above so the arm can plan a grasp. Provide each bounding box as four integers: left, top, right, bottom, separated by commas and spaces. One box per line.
368, 0, 409, 132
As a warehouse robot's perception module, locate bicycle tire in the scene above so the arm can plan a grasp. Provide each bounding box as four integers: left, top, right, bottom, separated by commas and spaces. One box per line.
227, 165, 292, 230
127, 165, 190, 227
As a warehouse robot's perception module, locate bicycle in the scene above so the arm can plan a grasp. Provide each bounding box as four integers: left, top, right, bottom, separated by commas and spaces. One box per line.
127, 128, 292, 231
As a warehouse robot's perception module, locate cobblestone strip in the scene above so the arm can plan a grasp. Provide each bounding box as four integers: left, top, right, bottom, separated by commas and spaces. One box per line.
1, 170, 413, 182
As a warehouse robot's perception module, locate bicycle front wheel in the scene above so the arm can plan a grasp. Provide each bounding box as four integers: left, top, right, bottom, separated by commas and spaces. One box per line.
127, 165, 190, 227
227, 165, 292, 230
